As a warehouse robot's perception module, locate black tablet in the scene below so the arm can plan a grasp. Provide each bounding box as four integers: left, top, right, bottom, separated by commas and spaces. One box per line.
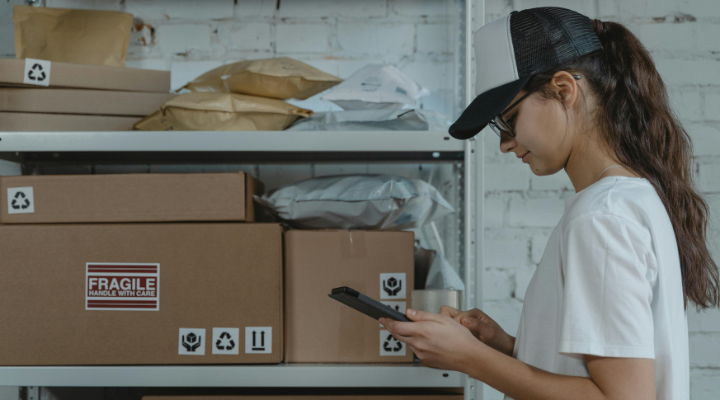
329, 286, 412, 322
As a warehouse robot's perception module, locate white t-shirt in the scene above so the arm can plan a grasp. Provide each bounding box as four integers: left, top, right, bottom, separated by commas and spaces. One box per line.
508, 176, 689, 400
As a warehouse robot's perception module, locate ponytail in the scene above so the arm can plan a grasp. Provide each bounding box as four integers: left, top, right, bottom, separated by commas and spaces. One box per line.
528, 20, 720, 309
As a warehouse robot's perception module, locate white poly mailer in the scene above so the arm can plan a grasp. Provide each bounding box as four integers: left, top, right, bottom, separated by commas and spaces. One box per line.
321, 64, 429, 110
257, 175, 454, 230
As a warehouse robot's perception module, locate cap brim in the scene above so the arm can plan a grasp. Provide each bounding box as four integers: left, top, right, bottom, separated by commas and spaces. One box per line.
449, 76, 531, 140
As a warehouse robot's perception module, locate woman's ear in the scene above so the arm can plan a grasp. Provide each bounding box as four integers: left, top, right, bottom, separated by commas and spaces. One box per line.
548, 71, 580, 110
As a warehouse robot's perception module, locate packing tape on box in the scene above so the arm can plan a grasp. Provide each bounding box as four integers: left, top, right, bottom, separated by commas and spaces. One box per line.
339, 230, 367, 259
338, 280, 367, 360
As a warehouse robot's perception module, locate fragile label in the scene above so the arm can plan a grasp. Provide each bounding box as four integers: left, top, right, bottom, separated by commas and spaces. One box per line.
7, 187, 34, 214
85, 263, 160, 311
380, 273, 406, 299
380, 330, 406, 356
245, 327, 272, 354
23, 58, 51, 87
179, 328, 206, 355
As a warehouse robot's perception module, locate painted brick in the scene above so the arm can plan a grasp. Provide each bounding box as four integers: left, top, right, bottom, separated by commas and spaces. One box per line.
279, 0, 387, 19
508, 198, 565, 228
690, 333, 720, 368
691, 370, 720, 400
655, 58, 720, 86
235, 0, 277, 18
618, 0, 720, 19
483, 269, 513, 300
399, 61, 452, 91
705, 93, 720, 121
485, 0, 513, 19
314, 164, 369, 177
484, 239, 528, 268
219, 22, 272, 52
689, 307, 720, 333
170, 60, 223, 92
483, 299, 524, 336
485, 164, 530, 192
597, 0, 617, 19
688, 125, 720, 157
276, 23, 330, 53
257, 164, 313, 191
514, 267, 535, 301
417, 24, 450, 54
698, 164, 720, 193
530, 170, 573, 191
668, 91, 703, 123
125, 59, 170, 71
338, 24, 414, 56
484, 131, 504, 158
531, 234, 549, 264
513, 0, 596, 18
634, 23, 720, 54
484, 198, 505, 228
125, 0, 234, 20
157, 24, 213, 55
46, 0, 121, 11
391, 0, 453, 17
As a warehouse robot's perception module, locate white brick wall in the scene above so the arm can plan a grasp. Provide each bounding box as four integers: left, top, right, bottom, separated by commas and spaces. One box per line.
483, 1, 720, 399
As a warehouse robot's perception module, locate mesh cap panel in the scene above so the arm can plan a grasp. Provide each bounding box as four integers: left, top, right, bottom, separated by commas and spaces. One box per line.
511, 7, 602, 77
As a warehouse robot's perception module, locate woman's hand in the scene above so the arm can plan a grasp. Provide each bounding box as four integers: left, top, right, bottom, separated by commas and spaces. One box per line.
439, 306, 516, 357
379, 309, 486, 372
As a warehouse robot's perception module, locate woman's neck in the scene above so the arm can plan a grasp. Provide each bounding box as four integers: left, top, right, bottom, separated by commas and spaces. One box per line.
564, 134, 638, 193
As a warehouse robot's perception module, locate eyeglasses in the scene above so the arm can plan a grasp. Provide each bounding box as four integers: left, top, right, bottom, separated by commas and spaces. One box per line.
489, 75, 582, 138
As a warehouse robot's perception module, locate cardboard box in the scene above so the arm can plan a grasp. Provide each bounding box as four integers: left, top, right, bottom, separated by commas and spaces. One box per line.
0, 111, 140, 131
0, 58, 170, 93
0, 88, 176, 116
143, 388, 463, 400
0, 223, 284, 365
284, 230, 415, 363
0, 172, 263, 224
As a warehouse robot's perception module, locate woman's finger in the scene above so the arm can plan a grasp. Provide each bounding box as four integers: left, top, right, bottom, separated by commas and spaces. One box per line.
452, 308, 488, 322
461, 317, 497, 339
388, 320, 421, 337
439, 305, 459, 317
406, 309, 446, 324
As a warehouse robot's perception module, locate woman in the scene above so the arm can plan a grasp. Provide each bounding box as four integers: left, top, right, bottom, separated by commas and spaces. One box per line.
380, 7, 719, 400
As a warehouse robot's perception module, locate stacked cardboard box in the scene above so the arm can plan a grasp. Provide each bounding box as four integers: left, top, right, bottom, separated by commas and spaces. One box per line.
0, 172, 288, 365
0, 58, 173, 131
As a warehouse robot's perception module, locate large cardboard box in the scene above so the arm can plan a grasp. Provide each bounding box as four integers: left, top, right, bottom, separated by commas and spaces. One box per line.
0, 58, 170, 93
143, 388, 463, 400
0, 223, 284, 365
0, 88, 176, 116
0, 111, 140, 131
285, 230, 415, 363
0, 172, 263, 224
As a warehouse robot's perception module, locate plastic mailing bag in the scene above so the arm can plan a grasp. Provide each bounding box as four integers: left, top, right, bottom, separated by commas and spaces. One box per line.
321, 64, 429, 110
257, 175, 455, 230
286, 108, 451, 131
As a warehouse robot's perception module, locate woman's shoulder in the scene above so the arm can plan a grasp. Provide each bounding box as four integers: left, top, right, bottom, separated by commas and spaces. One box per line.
562, 176, 664, 231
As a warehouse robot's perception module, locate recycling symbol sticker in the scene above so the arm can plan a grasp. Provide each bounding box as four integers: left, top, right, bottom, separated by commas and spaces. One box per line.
7, 187, 34, 214
212, 328, 239, 355
23, 58, 51, 87
380, 330, 406, 356
380, 273, 406, 299
178, 328, 205, 355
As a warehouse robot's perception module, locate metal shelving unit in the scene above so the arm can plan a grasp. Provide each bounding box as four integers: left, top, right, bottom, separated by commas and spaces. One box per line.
0, 0, 485, 399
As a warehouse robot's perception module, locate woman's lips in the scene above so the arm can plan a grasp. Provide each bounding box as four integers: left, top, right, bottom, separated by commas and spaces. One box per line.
519, 152, 531, 163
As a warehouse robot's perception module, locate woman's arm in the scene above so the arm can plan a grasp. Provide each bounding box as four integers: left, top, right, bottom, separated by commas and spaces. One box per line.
381, 310, 656, 400
462, 341, 656, 400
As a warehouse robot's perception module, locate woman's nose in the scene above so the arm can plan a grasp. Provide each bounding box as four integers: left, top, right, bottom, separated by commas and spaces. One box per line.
499, 133, 516, 154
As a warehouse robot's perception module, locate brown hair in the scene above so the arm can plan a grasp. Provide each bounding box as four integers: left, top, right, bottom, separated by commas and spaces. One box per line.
527, 20, 719, 309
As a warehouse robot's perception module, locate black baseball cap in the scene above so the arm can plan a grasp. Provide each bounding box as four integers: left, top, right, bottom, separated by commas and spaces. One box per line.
449, 7, 602, 140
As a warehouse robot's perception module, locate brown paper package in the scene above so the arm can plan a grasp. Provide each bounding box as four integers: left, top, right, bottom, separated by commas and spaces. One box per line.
13, 5, 133, 67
